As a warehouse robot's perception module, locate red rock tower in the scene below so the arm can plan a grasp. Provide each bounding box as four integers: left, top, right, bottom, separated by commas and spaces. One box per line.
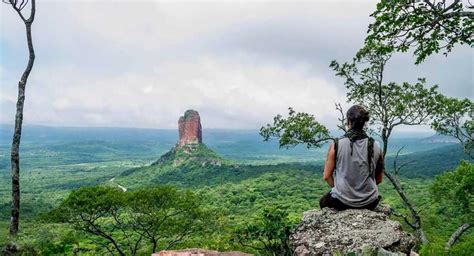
178, 110, 202, 147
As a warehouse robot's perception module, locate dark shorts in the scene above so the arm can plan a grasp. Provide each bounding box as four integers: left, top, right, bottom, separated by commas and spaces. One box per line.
319, 191, 380, 211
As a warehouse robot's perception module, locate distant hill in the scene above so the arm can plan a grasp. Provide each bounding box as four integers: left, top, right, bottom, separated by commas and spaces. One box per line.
386, 144, 469, 178
0, 124, 467, 178
418, 134, 459, 144
116, 143, 321, 189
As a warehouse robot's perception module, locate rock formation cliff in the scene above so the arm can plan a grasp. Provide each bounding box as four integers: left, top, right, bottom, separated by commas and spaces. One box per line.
152, 110, 224, 167
291, 206, 416, 255
178, 110, 202, 147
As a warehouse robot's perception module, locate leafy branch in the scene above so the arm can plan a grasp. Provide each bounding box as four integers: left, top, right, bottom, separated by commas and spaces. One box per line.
260, 107, 333, 149
366, 0, 473, 64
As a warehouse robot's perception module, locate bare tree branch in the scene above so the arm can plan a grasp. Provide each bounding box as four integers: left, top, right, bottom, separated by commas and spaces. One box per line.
335, 103, 347, 132
445, 223, 471, 252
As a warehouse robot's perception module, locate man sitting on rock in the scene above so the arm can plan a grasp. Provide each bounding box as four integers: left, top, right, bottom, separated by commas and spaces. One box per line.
319, 105, 384, 210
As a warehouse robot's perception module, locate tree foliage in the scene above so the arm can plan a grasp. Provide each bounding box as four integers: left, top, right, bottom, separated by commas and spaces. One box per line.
365, 1, 474, 159
366, 0, 474, 64
430, 161, 473, 252
50, 186, 132, 255
127, 187, 207, 253
430, 161, 474, 220
431, 96, 474, 158
49, 186, 208, 255
259, 107, 331, 149
233, 206, 296, 256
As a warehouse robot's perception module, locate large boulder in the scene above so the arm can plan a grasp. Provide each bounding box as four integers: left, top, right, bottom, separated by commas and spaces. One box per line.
291, 206, 416, 255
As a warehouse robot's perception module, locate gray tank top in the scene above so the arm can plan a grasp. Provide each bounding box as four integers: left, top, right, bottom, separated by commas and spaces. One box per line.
331, 137, 381, 207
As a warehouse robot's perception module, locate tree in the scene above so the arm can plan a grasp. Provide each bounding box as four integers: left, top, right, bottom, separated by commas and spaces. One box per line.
261, 44, 441, 244
366, 0, 473, 64
431, 96, 473, 159
49, 186, 134, 256
127, 186, 207, 253
430, 161, 473, 252
2, 0, 36, 237
367, 1, 474, 159
260, 103, 347, 148
233, 206, 296, 256
330, 45, 440, 158
363, 1, 474, 249
260, 108, 331, 149
49, 186, 208, 255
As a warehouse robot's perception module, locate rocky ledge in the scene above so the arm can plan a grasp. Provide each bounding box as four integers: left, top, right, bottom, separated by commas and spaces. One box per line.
291, 206, 417, 255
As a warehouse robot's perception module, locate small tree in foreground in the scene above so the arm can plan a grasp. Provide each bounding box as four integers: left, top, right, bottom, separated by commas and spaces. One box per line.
127, 187, 207, 253
49, 186, 208, 255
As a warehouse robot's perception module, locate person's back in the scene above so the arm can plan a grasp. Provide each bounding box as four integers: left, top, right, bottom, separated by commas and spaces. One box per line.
331, 137, 382, 207
320, 105, 384, 210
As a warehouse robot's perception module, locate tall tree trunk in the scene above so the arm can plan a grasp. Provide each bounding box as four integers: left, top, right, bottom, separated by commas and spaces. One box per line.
9, 2, 36, 237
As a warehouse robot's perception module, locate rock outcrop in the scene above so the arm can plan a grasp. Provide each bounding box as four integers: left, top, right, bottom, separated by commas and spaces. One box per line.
151, 110, 225, 167
153, 249, 250, 256
291, 206, 416, 255
178, 110, 202, 147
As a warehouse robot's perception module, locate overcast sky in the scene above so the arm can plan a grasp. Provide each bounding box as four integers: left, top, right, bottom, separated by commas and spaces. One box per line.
1, 0, 472, 131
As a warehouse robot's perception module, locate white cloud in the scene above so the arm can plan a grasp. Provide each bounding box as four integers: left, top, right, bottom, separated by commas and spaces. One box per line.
142, 86, 154, 94
1, 55, 345, 129
84, 113, 104, 124
52, 98, 72, 111
0, 1, 471, 131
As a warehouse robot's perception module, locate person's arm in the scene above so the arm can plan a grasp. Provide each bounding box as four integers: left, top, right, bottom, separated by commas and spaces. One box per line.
375, 152, 384, 185
323, 143, 336, 187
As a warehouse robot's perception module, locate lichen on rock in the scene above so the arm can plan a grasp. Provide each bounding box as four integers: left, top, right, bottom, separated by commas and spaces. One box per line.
291, 206, 416, 255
